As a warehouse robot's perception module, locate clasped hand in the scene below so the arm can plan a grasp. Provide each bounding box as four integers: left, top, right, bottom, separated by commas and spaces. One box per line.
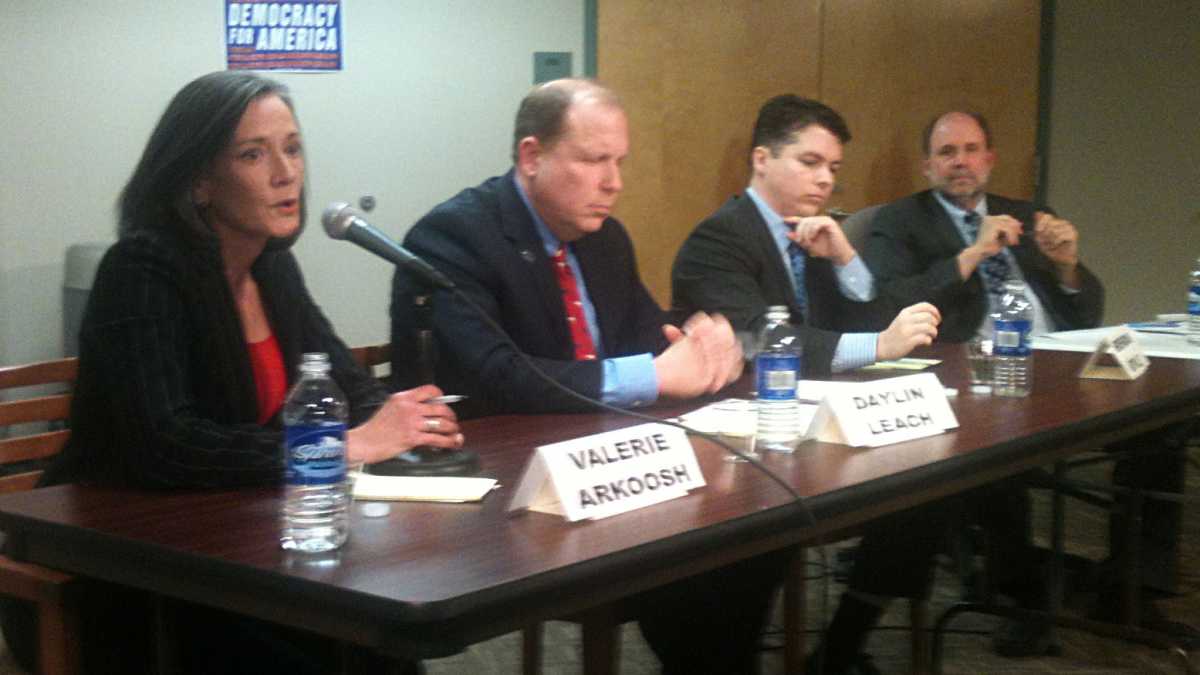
877, 302, 941, 361
655, 312, 744, 399
786, 216, 857, 266
1033, 210, 1079, 269
971, 214, 1023, 257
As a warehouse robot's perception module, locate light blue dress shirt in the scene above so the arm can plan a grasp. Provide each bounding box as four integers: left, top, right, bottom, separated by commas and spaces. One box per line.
513, 175, 658, 407
932, 191, 1061, 337
745, 188, 879, 371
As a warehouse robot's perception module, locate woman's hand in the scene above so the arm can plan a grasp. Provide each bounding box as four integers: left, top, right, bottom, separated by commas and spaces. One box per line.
346, 384, 463, 465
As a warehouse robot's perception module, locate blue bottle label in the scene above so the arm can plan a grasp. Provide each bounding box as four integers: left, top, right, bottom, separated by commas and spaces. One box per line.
756, 353, 800, 401
1189, 283, 1200, 315
993, 319, 1031, 356
285, 423, 347, 485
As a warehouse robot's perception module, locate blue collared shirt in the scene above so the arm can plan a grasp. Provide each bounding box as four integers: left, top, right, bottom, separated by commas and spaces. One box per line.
932, 191, 1058, 337
513, 174, 658, 407
745, 187, 878, 371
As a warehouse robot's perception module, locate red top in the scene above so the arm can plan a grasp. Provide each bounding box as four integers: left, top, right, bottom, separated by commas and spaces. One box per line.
247, 334, 287, 425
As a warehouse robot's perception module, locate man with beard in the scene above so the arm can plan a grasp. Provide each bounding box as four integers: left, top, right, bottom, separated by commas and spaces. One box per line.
863, 110, 1103, 341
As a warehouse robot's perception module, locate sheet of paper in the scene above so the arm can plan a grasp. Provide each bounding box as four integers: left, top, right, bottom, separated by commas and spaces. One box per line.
674, 398, 818, 440
1032, 327, 1200, 360
858, 357, 942, 371
673, 398, 754, 433
351, 473, 498, 502
1127, 321, 1187, 336
795, 379, 859, 403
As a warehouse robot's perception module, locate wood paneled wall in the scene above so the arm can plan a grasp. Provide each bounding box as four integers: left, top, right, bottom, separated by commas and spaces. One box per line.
598, 0, 1041, 306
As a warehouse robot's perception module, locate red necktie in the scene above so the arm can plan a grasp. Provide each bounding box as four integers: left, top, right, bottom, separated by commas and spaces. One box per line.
551, 246, 598, 360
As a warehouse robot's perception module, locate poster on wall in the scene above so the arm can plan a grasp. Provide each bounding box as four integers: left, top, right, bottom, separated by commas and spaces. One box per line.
225, 1, 342, 72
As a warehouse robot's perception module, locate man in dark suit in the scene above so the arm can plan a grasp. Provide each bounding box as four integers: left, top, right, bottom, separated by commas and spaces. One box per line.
392, 78, 783, 675
866, 111, 1192, 649
392, 81, 741, 420
672, 95, 941, 375
863, 110, 1104, 342
670, 96, 952, 675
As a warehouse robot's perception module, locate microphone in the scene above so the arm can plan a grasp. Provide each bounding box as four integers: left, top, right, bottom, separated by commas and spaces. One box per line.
321, 202, 455, 290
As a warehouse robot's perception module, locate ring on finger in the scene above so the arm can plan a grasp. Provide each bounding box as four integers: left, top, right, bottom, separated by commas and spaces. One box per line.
424, 417, 442, 432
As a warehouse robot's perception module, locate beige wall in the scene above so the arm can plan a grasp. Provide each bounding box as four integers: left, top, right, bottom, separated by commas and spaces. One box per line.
1045, 0, 1200, 324
0, 1, 585, 368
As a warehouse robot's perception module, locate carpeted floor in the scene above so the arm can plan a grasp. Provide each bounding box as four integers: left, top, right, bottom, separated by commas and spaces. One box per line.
0, 446, 1194, 674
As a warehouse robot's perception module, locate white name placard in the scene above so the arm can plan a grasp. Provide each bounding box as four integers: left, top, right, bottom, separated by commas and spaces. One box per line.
1079, 326, 1150, 381
806, 372, 958, 447
507, 422, 705, 522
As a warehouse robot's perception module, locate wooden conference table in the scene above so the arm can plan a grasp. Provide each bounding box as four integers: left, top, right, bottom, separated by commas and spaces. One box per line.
0, 345, 1198, 674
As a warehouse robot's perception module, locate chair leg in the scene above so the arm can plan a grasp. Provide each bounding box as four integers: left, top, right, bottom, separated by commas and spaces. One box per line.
522, 623, 543, 675
784, 547, 808, 675
1120, 489, 1144, 625
909, 599, 929, 675
36, 597, 81, 675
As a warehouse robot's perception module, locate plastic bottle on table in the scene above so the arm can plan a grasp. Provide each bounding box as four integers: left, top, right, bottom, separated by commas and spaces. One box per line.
281, 353, 350, 552
993, 281, 1033, 397
755, 306, 803, 453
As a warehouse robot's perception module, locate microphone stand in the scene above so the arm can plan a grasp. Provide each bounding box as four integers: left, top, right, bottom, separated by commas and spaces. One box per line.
368, 292, 481, 477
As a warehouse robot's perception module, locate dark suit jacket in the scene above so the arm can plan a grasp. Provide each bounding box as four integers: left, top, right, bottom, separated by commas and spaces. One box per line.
391, 171, 669, 418
863, 190, 1104, 343
671, 194, 884, 375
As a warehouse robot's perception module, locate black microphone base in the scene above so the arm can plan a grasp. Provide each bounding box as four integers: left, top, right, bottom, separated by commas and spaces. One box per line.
368, 447, 481, 477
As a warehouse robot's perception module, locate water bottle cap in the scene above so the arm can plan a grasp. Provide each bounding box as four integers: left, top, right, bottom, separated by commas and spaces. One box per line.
299, 352, 331, 375
764, 305, 791, 321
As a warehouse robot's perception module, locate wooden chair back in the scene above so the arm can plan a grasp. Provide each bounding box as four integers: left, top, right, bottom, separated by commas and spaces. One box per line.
0, 357, 78, 493
350, 343, 391, 382
0, 356, 81, 674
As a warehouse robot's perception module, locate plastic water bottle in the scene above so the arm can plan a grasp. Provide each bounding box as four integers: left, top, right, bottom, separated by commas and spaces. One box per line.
993, 281, 1033, 397
755, 306, 803, 453
1188, 257, 1200, 345
281, 353, 349, 552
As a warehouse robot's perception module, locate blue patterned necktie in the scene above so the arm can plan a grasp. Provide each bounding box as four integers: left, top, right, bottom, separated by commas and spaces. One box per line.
787, 242, 808, 322
963, 212, 1012, 298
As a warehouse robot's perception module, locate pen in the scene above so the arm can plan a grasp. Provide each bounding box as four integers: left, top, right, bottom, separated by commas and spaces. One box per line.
827, 207, 851, 221
424, 394, 468, 404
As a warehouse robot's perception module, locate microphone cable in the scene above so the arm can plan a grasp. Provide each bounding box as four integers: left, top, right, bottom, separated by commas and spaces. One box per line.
443, 284, 804, 504
326, 208, 839, 671
441, 283, 837, 671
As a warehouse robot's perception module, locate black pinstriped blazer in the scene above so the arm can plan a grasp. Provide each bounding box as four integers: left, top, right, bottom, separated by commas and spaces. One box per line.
44, 226, 386, 489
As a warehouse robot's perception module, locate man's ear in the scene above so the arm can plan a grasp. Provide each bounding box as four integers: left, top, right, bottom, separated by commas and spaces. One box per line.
981, 148, 996, 174
750, 145, 770, 177
515, 136, 542, 178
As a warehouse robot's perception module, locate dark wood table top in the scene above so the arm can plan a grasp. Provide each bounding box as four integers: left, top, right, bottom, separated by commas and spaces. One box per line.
1, 345, 1198, 657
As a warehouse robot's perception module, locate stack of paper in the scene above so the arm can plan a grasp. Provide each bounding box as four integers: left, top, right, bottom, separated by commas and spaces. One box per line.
350, 473, 498, 503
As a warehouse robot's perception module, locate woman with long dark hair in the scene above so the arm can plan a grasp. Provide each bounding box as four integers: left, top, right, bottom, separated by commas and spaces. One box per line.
3, 70, 455, 674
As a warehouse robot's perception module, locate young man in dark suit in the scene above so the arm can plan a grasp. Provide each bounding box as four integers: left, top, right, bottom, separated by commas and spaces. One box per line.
391, 78, 784, 675
671, 95, 941, 375
671, 95, 953, 675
